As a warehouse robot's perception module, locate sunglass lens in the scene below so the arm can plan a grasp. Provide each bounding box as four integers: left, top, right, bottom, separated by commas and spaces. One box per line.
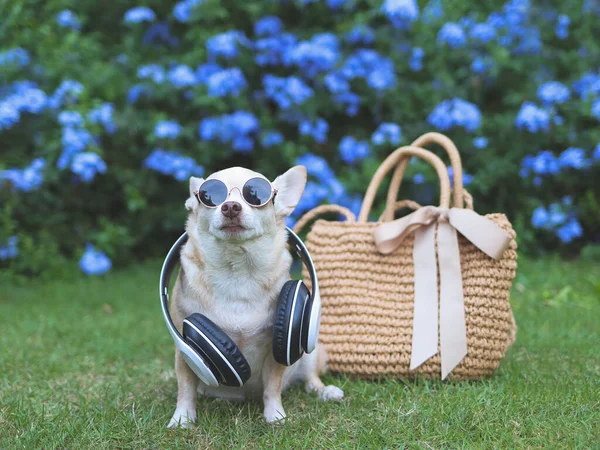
243, 178, 272, 206
198, 179, 228, 207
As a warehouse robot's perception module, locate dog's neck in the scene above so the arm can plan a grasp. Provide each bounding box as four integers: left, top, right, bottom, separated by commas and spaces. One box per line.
194, 231, 284, 273
181, 216, 291, 300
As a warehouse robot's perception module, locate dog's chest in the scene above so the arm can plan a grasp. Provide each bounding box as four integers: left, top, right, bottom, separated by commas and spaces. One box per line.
211, 270, 270, 305
182, 264, 281, 339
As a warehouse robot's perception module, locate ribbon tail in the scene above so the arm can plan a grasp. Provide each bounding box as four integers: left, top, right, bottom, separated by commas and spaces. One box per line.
410, 223, 438, 371
437, 222, 467, 380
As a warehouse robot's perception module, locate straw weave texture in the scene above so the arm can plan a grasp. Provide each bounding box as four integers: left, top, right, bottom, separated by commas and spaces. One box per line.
296, 135, 518, 380
301, 214, 517, 380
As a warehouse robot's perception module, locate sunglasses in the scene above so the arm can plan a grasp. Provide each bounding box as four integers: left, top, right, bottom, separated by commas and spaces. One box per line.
195, 177, 278, 208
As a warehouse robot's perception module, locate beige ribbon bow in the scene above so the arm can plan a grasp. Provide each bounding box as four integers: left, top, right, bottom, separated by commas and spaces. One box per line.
373, 206, 512, 379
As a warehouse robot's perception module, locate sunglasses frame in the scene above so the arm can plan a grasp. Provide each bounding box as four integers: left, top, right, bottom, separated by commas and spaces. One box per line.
195, 177, 278, 209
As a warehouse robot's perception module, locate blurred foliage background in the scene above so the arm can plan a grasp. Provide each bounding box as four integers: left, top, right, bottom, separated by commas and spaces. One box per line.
1, 0, 600, 280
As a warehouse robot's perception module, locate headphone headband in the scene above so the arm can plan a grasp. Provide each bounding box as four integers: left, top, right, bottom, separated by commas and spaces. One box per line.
159, 227, 319, 351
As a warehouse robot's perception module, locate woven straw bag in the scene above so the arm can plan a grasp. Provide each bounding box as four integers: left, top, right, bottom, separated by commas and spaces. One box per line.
294, 133, 518, 380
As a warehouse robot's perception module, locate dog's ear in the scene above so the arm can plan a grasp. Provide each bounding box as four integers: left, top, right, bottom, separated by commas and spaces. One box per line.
185, 176, 204, 211
272, 166, 307, 217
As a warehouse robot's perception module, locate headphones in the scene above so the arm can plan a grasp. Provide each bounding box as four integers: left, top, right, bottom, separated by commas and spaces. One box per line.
159, 227, 321, 388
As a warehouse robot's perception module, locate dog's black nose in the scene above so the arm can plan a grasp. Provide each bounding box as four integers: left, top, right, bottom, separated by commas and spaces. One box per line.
221, 201, 242, 219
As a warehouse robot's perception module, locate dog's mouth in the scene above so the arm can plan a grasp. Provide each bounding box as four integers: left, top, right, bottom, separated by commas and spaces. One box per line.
219, 223, 246, 234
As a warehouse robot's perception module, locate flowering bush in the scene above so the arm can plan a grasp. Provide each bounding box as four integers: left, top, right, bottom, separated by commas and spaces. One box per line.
1, 0, 600, 277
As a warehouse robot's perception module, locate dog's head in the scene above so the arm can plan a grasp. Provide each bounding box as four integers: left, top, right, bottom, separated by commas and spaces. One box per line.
185, 166, 306, 241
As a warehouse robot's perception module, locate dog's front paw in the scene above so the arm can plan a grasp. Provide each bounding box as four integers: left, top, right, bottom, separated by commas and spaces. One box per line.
319, 385, 344, 402
167, 409, 196, 429
263, 406, 287, 424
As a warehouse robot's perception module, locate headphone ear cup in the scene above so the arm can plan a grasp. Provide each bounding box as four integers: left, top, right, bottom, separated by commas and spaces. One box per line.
300, 291, 314, 352
273, 280, 309, 366
183, 313, 251, 387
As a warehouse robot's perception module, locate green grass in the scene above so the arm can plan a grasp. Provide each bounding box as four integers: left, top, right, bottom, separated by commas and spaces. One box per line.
1, 257, 599, 449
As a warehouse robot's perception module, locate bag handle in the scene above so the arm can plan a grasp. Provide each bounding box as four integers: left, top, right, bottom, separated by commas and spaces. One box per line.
382, 133, 466, 222
377, 200, 422, 221
292, 204, 356, 234
358, 146, 451, 223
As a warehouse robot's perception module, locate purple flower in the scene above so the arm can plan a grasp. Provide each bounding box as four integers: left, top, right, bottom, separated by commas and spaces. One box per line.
535, 151, 560, 175
206, 30, 248, 60
473, 137, 488, 149
381, 0, 419, 29
531, 206, 549, 228
0, 158, 46, 192
409, 47, 424, 71
127, 84, 151, 104
58, 111, 84, 127
537, 81, 570, 105
297, 153, 334, 182
559, 147, 587, 169
592, 99, 600, 120
548, 205, 566, 226
88, 103, 116, 133
298, 118, 328, 143
0, 48, 30, 67
199, 111, 259, 152
138, 64, 165, 83
6, 86, 48, 115
515, 102, 550, 133
71, 152, 107, 182
469, 23, 496, 43
422, 0, 444, 23
437, 23, 467, 48
167, 65, 197, 88
49, 80, 84, 108
333, 91, 360, 116
124, 7, 156, 24
290, 34, 339, 78
413, 173, 425, 184
520, 151, 560, 178
371, 123, 402, 145
556, 218, 583, 243
0, 102, 20, 130
62, 127, 92, 149
173, 0, 203, 22
144, 149, 204, 181
79, 244, 112, 275
295, 181, 330, 213
324, 72, 350, 94
428, 98, 481, 132
155, 120, 182, 139
0, 236, 18, 260
142, 23, 179, 48
327, 0, 348, 9
196, 63, 222, 84
345, 26, 375, 46
207, 68, 247, 97
254, 16, 283, 36
555, 14, 570, 39
572, 72, 600, 99
339, 136, 370, 164
261, 131, 283, 147
255, 33, 297, 67
263, 75, 313, 110
57, 10, 81, 30
513, 27, 542, 56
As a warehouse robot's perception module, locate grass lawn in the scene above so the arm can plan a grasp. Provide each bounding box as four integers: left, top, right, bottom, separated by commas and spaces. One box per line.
1, 256, 599, 449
